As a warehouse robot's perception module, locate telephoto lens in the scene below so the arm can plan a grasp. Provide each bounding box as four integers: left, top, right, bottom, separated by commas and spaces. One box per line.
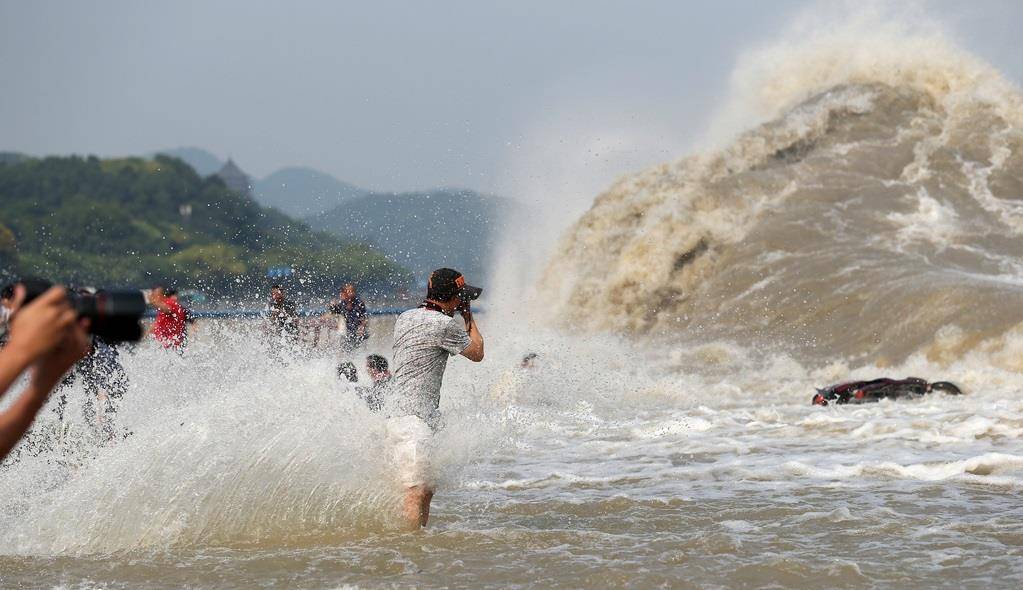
72, 289, 146, 342
16, 279, 146, 343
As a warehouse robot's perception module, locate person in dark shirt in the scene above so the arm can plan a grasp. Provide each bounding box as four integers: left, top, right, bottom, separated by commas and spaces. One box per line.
55, 335, 129, 441
327, 283, 368, 355
265, 284, 299, 345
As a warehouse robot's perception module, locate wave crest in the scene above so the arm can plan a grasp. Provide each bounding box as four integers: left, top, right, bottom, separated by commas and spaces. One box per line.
542, 33, 1023, 364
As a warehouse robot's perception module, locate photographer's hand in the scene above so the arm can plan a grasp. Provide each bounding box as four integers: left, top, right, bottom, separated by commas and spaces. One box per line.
0, 286, 90, 462
31, 316, 90, 391
458, 301, 484, 362
6, 286, 80, 365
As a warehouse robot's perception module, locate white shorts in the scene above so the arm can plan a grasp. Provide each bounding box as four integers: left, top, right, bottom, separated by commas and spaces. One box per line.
385, 415, 435, 488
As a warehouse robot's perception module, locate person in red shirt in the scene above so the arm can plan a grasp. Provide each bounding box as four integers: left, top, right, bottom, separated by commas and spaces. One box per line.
147, 286, 187, 349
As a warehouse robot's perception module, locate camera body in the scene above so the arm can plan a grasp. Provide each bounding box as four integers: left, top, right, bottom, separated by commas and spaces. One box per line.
456, 286, 482, 314
19, 279, 146, 343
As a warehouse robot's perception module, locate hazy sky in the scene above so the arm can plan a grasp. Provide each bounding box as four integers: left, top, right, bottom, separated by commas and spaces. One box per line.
2, 1, 1022, 201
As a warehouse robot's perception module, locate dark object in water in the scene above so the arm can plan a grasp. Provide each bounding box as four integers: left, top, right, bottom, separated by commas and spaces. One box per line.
16, 278, 145, 343
337, 362, 358, 383
812, 378, 962, 406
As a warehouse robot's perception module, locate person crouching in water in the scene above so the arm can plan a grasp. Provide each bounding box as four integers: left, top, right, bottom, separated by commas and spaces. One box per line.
367, 354, 391, 388
355, 354, 391, 412
389, 268, 484, 527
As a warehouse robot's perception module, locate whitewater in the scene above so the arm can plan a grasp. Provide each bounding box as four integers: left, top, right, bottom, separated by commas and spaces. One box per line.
4, 13, 1023, 590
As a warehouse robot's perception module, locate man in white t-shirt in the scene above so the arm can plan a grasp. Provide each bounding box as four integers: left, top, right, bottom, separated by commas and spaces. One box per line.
389, 267, 484, 527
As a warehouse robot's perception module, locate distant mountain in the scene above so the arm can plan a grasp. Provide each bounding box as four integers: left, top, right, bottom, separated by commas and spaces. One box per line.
150, 149, 367, 216
254, 166, 368, 217
145, 149, 515, 283
153, 147, 224, 176
307, 189, 521, 285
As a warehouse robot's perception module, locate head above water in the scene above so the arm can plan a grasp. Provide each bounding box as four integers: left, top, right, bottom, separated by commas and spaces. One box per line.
151, 285, 178, 298
337, 361, 358, 383
366, 354, 389, 380
340, 283, 356, 300
270, 284, 285, 302
426, 268, 482, 305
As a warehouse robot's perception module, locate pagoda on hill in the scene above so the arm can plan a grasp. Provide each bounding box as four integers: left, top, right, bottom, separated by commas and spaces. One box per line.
216, 158, 252, 199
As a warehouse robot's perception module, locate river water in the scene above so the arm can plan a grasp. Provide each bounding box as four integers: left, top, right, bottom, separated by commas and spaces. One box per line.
0, 319, 1021, 588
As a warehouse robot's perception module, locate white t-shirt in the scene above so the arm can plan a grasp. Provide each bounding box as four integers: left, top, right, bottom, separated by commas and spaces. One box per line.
391, 307, 471, 428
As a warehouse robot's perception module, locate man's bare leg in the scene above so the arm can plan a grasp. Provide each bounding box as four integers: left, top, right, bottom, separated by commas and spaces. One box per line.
403, 485, 434, 528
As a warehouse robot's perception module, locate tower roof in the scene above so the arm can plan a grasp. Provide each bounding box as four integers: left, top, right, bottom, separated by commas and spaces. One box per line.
216, 158, 252, 197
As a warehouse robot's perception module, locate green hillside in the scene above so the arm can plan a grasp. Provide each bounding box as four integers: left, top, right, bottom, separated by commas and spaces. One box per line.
307, 189, 521, 286
0, 155, 411, 294
0, 152, 30, 166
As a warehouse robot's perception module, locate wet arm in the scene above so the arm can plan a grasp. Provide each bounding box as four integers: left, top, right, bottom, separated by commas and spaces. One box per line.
0, 378, 53, 460
460, 314, 484, 362
0, 345, 33, 399
0, 320, 89, 461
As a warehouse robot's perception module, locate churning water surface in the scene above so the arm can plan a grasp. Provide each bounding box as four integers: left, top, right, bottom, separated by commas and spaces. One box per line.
0, 320, 1021, 589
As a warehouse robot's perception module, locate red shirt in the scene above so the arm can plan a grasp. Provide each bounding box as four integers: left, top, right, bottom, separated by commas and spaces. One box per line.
152, 296, 187, 348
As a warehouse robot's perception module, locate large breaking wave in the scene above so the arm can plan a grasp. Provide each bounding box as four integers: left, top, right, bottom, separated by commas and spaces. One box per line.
540, 23, 1023, 366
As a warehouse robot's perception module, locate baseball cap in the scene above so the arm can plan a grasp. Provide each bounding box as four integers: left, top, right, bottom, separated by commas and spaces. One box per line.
427, 268, 482, 301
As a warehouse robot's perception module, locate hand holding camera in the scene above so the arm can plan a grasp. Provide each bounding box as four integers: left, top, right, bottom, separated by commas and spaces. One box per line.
7, 286, 83, 362
5, 285, 91, 390
19, 279, 146, 344
458, 298, 473, 324
0, 284, 93, 463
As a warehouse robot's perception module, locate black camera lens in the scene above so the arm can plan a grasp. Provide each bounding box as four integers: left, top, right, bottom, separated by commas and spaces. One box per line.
71, 290, 146, 343
16, 279, 145, 344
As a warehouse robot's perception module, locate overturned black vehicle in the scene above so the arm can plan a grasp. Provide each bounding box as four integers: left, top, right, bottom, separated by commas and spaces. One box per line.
812, 378, 962, 406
